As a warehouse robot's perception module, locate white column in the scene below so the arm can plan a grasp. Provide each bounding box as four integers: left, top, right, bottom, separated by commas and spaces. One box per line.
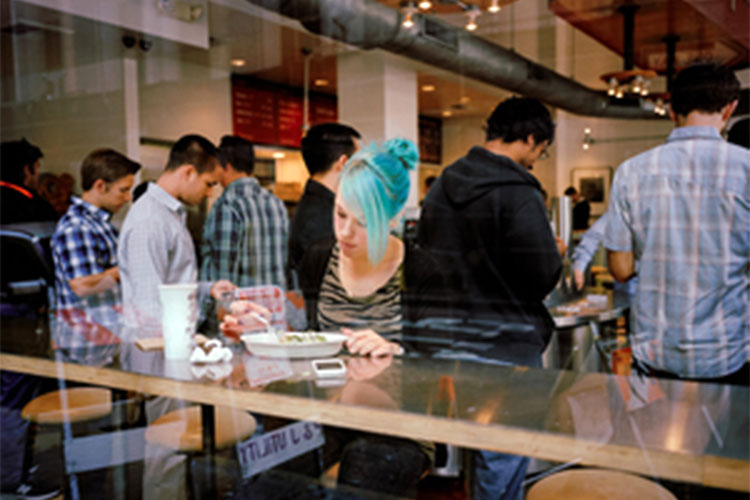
123, 56, 141, 164
337, 50, 419, 208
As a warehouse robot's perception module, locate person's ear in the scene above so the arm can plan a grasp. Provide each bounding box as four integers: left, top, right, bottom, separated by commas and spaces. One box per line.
182, 164, 197, 180
92, 178, 108, 193
721, 100, 739, 122
668, 108, 679, 125
333, 154, 348, 173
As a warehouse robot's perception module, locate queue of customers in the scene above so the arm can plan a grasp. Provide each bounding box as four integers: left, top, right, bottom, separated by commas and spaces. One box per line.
0, 61, 748, 500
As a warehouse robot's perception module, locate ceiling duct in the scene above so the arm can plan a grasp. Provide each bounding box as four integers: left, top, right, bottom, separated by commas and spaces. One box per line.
244, 0, 661, 119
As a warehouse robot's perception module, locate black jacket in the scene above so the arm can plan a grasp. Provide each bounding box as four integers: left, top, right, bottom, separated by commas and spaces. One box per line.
0, 183, 58, 225
288, 179, 335, 279
298, 237, 447, 352
418, 146, 561, 350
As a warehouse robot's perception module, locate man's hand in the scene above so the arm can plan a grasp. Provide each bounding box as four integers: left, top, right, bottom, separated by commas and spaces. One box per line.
607, 250, 636, 282
574, 268, 585, 290
68, 266, 119, 297
342, 328, 403, 357
555, 237, 567, 258
210, 280, 236, 300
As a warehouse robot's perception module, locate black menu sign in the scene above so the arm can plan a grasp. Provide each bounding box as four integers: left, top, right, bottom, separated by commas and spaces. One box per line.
232, 77, 338, 148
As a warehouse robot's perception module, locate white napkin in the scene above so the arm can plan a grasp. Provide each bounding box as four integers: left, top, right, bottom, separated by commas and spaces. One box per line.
189, 339, 233, 364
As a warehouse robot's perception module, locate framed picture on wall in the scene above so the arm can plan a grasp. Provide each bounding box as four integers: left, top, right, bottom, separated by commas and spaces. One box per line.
570, 167, 613, 216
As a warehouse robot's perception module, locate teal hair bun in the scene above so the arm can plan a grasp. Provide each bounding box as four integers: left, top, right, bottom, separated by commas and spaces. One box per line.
384, 137, 418, 171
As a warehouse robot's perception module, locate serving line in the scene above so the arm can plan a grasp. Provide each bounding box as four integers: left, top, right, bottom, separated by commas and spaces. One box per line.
1, 346, 748, 492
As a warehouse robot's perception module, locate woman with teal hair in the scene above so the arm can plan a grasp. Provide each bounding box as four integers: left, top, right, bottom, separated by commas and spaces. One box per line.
292, 137, 443, 498
299, 137, 443, 357
221, 139, 444, 498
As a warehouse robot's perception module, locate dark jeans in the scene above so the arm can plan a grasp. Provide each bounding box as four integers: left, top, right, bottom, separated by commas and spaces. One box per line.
632, 359, 750, 387
0, 371, 50, 490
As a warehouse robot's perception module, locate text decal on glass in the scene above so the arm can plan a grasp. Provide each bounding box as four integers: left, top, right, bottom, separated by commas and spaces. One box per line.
236, 421, 325, 478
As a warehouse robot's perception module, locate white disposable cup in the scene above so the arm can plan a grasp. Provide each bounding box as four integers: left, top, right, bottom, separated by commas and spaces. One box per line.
158, 283, 198, 360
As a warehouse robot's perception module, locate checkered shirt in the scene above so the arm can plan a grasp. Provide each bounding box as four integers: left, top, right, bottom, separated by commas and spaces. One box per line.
51, 197, 121, 311
605, 126, 750, 378
200, 177, 289, 288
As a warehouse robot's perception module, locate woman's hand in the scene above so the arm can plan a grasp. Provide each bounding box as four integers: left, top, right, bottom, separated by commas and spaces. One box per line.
220, 301, 272, 339
341, 328, 403, 357
346, 355, 393, 381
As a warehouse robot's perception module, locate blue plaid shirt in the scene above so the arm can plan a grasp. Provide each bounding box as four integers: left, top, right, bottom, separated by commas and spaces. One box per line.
200, 177, 289, 288
605, 126, 750, 378
51, 196, 121, 310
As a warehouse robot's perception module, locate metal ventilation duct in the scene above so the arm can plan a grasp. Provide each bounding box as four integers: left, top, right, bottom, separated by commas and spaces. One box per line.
245, 0, 661, 119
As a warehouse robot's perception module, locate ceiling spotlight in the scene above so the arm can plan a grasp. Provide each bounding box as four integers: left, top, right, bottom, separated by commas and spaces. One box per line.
272, 152, 285, 159
230, 58, 246, 67
465, 6, 480, 31
442, 110, 453, 117
582, 142, 590, 151
421, 84, 436, 92
418, 0, 432, 10
314, 78, 329, 86
401, 2, 417, 28
584, 127, 591, 135
460, 96, 471, 104
488, 0, 501, 13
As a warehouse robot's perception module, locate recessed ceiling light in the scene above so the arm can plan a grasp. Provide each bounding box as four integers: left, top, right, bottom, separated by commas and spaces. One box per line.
314, 78, 329, 86
421, 84, 436, 92
418, 0, 432, 10
442, 110, 453, 117
230, 58, 246, 67
272, 152, 285, 159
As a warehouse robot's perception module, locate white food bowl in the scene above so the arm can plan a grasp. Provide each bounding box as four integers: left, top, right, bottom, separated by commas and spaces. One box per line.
240, 332, 347, 359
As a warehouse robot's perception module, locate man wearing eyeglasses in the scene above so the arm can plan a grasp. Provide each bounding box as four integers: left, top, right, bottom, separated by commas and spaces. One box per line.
418, 96, 562, 500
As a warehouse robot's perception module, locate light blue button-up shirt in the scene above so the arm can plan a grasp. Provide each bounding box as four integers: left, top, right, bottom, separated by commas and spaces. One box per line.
605, 126, 750, 378
118, 183, 206, 328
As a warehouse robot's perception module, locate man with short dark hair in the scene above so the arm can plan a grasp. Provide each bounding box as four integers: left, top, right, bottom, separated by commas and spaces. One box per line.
51, 149, 140, 311
118, 134, 233, 328
118, 134, 240, 500
288, 123, 360, 279
200, 135, 288, 288
0, 139, 58, 224
605, 63, 748, 385
419, 97, 562, 500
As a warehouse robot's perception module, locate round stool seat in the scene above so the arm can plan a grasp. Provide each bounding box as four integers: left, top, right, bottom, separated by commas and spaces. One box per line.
527, 469, 677, 500
145, 406, 257, 453
21, 388, 113, 424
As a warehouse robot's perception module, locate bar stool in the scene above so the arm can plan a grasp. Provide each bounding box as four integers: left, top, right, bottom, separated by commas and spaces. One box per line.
144, 406, 257, 499
526, 469, 677, 500
21, 387, 113, 498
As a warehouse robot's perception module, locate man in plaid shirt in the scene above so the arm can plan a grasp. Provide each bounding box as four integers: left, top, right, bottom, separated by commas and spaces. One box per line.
51, 149, 140, 312
200, 135, 288, 290
605, 63, 749, 385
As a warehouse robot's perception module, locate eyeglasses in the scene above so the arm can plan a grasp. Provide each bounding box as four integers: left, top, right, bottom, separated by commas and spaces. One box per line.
538, 147, 550, 161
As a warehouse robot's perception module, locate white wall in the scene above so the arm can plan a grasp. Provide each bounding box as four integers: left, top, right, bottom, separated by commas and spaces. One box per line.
139, 57, 233, 145
0, 59, 128, 184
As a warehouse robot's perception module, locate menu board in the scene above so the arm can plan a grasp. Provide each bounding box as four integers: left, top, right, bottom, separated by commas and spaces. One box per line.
232, 77, 338, 148
419, 116, 442, 164
232, 85, 276, 145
